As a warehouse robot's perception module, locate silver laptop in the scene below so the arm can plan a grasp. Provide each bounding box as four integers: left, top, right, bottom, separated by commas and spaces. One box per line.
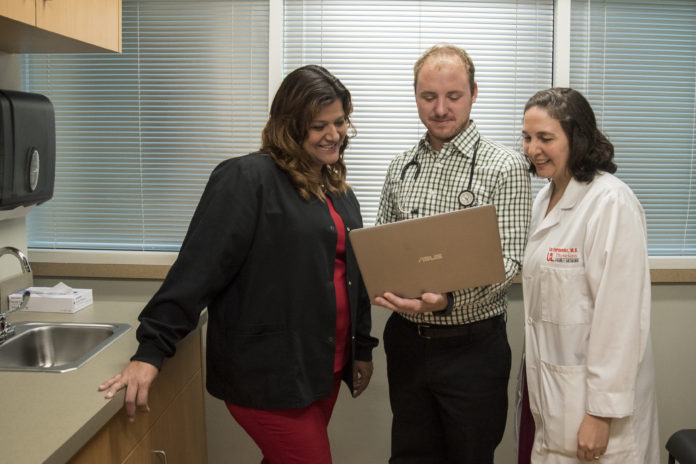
349, 205, 505, 303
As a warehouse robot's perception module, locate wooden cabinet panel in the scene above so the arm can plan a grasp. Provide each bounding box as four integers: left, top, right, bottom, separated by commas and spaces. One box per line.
68, 330, 205, 464
0, 0, 121, 53
123, 371, 208, 464
36, 0, 121, 52
0, 0, 35, 25
148, 371, 207, 463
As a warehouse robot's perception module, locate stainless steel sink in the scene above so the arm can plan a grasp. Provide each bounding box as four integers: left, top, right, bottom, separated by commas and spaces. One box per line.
0, 322, 130, 373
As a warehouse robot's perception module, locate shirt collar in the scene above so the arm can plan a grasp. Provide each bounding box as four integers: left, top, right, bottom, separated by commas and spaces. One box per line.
418, 120, 481, 159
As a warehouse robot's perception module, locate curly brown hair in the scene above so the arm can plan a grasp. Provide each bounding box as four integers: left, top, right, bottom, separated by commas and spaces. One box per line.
261, 65, 355, 200
524, 88, 616, 182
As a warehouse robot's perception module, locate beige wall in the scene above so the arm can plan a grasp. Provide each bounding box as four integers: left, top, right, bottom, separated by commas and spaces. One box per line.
0, 216, 27, 279
0, 53, 28, 281
35, 277, 696, 464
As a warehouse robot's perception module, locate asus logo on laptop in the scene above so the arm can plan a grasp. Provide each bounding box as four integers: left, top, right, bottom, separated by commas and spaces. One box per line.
418, 253, 443, 263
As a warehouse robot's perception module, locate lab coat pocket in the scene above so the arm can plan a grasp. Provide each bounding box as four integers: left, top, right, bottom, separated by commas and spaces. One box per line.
539, 360, 586, 456
539, 265, 592, 325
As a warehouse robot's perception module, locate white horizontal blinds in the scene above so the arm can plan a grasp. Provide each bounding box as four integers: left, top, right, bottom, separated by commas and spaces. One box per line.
569, 0, 696, 256
22, 0, 269, 251
284, 0, 554, 225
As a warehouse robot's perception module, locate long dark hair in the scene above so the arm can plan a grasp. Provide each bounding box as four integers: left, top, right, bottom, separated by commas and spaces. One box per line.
261, 65, 355, 200
524, 88, 616, 182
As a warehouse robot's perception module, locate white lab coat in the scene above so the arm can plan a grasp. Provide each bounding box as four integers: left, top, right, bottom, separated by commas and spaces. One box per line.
518, 172, 659, 463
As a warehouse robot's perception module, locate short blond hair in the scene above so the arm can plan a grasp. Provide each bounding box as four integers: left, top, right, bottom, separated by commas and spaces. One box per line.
413, 43, 476, 94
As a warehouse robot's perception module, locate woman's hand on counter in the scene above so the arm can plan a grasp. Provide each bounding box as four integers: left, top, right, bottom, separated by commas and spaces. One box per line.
98, 360, 159, 422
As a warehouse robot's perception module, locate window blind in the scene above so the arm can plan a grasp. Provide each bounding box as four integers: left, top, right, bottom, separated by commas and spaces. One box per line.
23, 0, 269, 251
284, 0, 554, 225
569, 0, 696, 256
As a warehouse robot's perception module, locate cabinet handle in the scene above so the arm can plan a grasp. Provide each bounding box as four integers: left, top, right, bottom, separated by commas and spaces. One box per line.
152, 449, 168, 464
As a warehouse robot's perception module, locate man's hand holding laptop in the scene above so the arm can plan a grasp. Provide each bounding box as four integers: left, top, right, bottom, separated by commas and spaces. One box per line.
374, 292, 448, 314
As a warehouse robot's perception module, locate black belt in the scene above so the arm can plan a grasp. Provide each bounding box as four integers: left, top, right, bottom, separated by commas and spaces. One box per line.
406, 314, 504, 339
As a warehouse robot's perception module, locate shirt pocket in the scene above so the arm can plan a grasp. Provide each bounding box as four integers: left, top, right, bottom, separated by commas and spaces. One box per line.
539, 265, 592, 325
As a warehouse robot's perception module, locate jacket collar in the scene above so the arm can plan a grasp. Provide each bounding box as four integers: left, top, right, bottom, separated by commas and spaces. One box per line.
530, 176, 592, 237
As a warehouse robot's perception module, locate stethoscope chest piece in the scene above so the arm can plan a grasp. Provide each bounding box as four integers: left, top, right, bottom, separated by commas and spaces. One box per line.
457, 136, 481, 208
458, 190, 476, 208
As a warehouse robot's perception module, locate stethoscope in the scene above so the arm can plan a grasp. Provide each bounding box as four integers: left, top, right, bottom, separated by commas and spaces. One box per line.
397, 136, 481, 215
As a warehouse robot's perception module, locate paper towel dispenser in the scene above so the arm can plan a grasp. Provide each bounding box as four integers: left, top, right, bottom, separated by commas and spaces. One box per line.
0, 89, 55, 211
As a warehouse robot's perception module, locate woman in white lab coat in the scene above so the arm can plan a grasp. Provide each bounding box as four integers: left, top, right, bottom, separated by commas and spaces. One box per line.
517, 88, 659, 463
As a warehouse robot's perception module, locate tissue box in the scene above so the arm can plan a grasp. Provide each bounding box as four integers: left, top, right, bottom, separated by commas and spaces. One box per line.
9, 287, 93, 313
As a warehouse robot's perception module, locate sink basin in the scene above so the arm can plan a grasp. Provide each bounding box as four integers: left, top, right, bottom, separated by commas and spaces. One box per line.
0, 322, 130, 373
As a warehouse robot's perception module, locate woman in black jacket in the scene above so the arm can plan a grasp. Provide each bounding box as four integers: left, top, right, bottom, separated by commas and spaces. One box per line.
100, 65, 378, 463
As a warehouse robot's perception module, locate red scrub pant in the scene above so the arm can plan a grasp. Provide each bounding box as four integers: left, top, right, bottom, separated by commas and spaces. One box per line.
225, 373, 342, 464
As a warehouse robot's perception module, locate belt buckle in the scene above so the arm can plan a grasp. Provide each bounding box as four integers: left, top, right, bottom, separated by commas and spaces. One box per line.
417, 323, 432, 339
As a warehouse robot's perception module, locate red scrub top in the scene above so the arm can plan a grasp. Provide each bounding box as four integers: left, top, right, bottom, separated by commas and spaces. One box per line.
326, 196, 350, 373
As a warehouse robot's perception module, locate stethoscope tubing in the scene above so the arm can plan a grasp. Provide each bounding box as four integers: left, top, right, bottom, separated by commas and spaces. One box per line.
397, 136, 481, 214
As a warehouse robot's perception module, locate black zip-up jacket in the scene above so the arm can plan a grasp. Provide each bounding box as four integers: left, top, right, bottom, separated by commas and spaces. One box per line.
132, 152, 378, 409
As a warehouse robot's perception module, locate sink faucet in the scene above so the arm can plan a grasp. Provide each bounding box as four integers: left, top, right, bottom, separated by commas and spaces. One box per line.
0, 247, 32, 273
0, 247, 33, 344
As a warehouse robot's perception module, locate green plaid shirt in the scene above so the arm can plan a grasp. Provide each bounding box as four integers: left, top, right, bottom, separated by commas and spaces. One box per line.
376, 121, 532, 325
